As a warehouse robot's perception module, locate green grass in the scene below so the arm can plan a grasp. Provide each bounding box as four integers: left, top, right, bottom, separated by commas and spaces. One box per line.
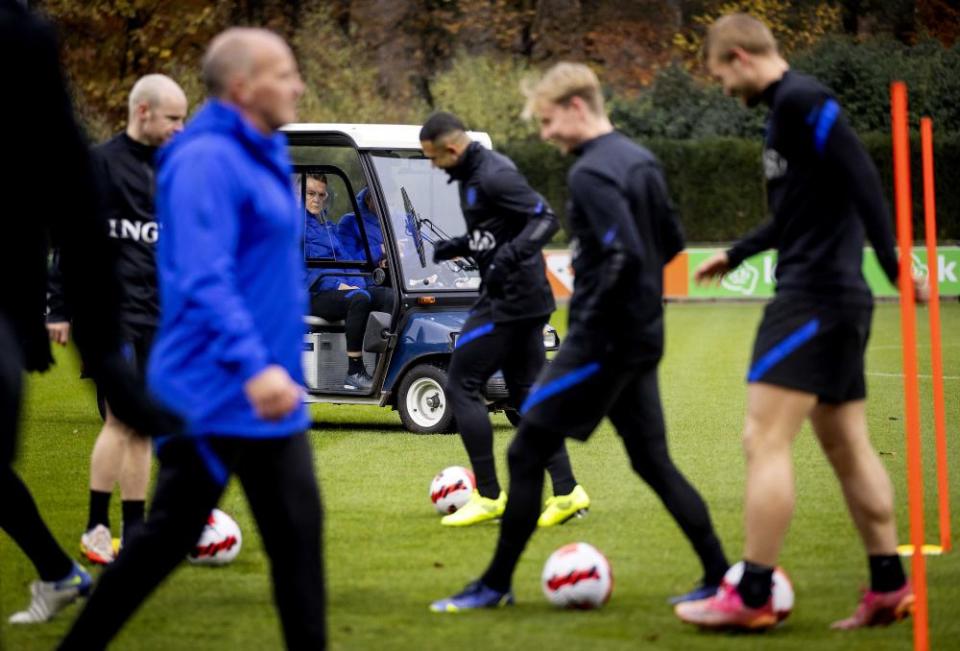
2, 302, 959, 650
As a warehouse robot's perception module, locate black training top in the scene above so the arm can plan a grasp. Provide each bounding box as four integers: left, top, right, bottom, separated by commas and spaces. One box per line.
93, 133, 161, 327
726, 70, 899, 305
566, 131, 685, 363
443, 141, 558, 323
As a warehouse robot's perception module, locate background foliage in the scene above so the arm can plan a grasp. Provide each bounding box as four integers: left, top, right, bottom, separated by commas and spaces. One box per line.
34, 0, 960, 241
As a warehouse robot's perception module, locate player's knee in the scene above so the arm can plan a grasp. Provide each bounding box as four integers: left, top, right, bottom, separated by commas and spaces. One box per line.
347, 292, 371, 308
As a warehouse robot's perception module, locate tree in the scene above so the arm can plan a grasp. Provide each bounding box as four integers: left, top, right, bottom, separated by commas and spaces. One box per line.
673, 0, 843, 66
429, 51, 537, 144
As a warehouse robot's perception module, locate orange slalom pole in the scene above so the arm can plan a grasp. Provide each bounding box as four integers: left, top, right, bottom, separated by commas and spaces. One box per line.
891, 81, 929, 651
921, 117, 952, 553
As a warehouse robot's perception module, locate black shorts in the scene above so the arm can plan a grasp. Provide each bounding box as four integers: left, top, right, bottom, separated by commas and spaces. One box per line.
90, 326, 156, 414
748, 295, 872, 404
119, 325, 156, 378
519, 328, 656, 441
81, 324, 156, 381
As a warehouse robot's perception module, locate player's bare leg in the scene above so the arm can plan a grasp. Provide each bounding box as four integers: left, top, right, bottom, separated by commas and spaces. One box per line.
743, 383, 816, 565
83, 406, 150, 564
811, 400, 897, 553
811, 401, 913, 629
677, 383, 813, 630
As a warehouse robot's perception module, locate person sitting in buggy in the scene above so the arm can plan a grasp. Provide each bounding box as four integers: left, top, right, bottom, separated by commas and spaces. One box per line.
301, 173, 392, 391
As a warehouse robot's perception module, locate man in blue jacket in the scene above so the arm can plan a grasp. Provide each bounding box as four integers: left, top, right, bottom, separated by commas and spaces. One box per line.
305, 181, 392, 390
337, 187, 385, 264
60, 27, 326, 650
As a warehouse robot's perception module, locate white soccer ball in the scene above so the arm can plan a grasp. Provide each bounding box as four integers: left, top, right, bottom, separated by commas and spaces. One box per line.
429, 466, 476, 514
187, 509, 242, 566
541, 542, 613, 609
722, 561, 794, 621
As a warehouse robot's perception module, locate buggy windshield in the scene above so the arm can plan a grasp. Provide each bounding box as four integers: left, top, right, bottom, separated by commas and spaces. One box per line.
369, 150, 480, 292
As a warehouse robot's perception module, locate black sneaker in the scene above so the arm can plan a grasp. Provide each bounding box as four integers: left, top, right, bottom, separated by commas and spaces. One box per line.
344, 370, 374, 391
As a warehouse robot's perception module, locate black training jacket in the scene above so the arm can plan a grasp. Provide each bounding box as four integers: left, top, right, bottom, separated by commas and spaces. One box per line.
49, 134, 161, 327
442, 141, 558, 323
726, 70, 899, 304
565, 131, 685, 364
92, 133, 161, 326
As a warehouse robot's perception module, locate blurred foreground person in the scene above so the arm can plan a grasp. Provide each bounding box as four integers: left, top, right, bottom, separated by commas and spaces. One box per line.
60, 27, 326, 650
0, 0, 179, 625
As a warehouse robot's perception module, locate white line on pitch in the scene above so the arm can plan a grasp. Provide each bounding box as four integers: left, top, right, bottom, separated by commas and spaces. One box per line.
868, 372, 960, 380
871, 344, 960, 350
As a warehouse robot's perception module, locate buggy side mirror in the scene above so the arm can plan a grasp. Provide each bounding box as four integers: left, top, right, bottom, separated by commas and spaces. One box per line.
362, 311, 392, 353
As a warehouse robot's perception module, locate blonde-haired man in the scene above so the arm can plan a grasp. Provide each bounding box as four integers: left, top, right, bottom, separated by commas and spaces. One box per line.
677, 13, 923, 631
431, 62, 729, 612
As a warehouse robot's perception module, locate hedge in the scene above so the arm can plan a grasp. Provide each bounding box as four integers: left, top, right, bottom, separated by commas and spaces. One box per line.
499, 132, 960, 244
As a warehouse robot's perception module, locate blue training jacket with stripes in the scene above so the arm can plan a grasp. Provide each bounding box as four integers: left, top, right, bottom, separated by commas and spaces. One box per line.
148, 100, 309, 438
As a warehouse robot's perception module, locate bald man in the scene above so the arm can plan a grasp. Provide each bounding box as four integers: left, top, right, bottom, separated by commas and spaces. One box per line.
47, 74, 187, 566
59, 28, 324, 650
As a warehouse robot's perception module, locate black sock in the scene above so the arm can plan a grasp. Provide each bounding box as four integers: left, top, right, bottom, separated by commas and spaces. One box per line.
737, 560, 774, 608
473, 456, 501, 499
545, 444, 577, 496
347, 356, 364, 375
121, 500, 145, 541
481, 425, 561, 593
87, 490, 111, 531
869, 554, 907, 592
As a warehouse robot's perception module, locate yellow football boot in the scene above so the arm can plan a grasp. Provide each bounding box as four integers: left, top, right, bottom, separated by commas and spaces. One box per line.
537, 485, 590, 527
441, 490, 506, 527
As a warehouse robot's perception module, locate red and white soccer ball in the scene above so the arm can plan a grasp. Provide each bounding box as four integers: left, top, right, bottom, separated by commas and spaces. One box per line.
430, 466, 476, 514
723, 561, 794, 621
541, 542, 613, 609
187, 509, 242, 566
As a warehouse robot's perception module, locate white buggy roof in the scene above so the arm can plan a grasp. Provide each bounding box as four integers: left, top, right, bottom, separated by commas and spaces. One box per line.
282, 123, 493, 150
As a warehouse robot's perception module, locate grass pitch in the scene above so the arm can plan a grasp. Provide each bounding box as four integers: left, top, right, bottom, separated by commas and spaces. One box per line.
2, 302, 959, 650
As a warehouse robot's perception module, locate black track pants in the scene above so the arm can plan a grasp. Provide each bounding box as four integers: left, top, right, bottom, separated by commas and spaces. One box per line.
446, 313, 576, 500
60, 433, 326, 651
482, 361, 728, 592
310, 287, 393, 352
0, 314, 73, 582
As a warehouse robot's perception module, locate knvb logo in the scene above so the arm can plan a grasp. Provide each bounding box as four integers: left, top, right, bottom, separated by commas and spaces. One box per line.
546, 566, 601, 591
108, 219, 158, 243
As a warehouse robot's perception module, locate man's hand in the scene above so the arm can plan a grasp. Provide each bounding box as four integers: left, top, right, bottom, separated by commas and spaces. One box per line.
244, 364, 302, 421
432, 239, 459, 263
46, 321, 70, 346
694, 251, 731, 285
337, 283, 360, 291
914, 276, 930, 304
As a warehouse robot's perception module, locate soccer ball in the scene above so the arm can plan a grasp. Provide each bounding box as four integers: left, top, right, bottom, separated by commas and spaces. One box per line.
187, 509, 242, 566
429, 466, 475, 514
541, 542, 613, 609
722, 561, 794, 621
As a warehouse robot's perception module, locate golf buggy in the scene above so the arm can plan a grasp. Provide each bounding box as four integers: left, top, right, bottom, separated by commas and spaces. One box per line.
284, 124, 560, 434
